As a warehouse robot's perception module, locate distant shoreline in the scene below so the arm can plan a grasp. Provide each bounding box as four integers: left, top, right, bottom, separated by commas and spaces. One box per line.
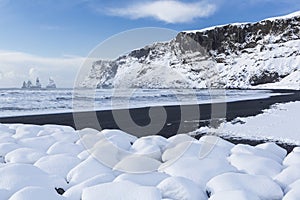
0, 87, 73, 90
0, 87, 299, 91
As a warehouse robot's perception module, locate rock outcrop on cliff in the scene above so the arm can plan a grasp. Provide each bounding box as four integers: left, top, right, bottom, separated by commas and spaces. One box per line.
81, 11, 300, 90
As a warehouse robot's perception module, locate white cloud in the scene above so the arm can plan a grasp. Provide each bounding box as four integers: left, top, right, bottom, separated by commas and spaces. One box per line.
0, 50, 85, 88
108, 0, 217, 23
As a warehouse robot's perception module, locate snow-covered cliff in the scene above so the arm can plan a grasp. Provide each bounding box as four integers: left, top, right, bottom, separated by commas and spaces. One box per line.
81, 11, 300, 90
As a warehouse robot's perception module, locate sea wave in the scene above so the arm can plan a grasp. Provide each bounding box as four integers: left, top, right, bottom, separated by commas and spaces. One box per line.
0, 89, 273, 117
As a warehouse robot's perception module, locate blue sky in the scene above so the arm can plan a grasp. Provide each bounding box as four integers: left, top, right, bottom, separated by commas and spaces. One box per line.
0, 0, 300, 88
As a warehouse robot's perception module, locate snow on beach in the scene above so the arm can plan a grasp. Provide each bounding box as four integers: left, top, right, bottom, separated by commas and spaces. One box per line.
194, 101, 300, 145
0, 101, 299, 199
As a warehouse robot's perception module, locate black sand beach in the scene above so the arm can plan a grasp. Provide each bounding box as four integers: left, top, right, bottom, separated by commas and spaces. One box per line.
0, 89, 299, 151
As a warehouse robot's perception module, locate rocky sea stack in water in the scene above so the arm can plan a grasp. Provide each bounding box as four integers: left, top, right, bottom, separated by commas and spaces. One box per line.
81, 11, 300, 90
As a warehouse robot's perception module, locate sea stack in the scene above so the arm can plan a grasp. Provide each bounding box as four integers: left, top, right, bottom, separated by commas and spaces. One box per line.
46, 78, 57, 89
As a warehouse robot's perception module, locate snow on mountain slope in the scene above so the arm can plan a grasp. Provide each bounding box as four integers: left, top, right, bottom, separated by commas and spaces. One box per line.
81, 11, 300, 89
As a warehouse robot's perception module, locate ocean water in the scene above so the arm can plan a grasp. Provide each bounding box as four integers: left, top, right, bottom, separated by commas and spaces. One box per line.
0, 88, 274, 117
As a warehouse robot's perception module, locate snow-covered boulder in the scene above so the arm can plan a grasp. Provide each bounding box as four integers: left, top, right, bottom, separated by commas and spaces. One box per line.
51, 131, 79, 143
100, 129, 137, 149
34, 154, 81, 179
0, 124, 15, 135
14, 125, 43, 139
8, 186, 66, 200
162, 141, 200, 162
0, 164, 66, 196
283, 152, 300, 166
131, 143, 162, 160
18, 135, 56, 152
228, 153, 282, 177
0, 143, 21, 157
274, 165, 300, 189
208, 190, 260, 200
82, 181, 161, 200
199, 135, 235, 150
283, 179, 300, 200
283, 189, 300, 200
162, 140, 230, 162
292, 147, 300, 153
5, 148, 45, 164
66, 156, 113, 185
132, 135, 169, 151
130, 135, 169, 160
63, 174, 115, 199
114, 172, 169, 186
159, 157, 236, 188
166, 134, 196, 148
0, 136, 15, 144
206, 172, 283, 200
47, 141, 84, 156
157, 176, 207, 200
256, 142, 287, 159
113, 155, 161, 173
231, 144, 282, 163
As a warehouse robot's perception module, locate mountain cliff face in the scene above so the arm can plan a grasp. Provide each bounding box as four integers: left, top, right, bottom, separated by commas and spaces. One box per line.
81, 11, 300, 89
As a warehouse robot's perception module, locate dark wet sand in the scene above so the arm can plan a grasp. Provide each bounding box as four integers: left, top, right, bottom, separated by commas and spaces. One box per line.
0, 89, 299, 152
